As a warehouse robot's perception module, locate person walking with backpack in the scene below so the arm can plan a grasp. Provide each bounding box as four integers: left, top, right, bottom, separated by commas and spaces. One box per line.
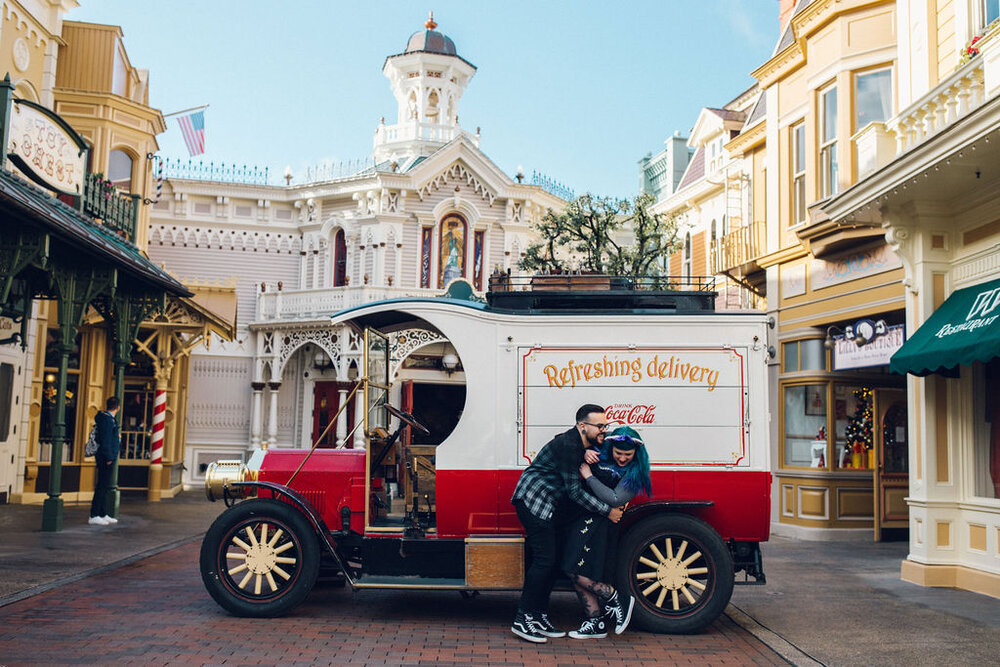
89, 396, 121, 526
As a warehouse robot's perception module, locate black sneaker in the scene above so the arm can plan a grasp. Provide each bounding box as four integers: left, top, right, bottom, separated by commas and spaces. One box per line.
603, 591, 635, 635
534, 613, 567, 638
568, 616, 608, 639
511, 610, 548, 643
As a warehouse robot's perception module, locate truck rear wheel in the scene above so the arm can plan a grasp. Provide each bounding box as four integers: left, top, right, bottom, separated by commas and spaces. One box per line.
617, 514, 734, 634
200, 499, 320, 617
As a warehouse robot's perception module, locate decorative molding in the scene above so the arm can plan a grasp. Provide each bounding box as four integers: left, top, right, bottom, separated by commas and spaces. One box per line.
274, 327, 342, 380
417, 162, 496, 205
952, 242, 1000, 286
389, 327, 448, 377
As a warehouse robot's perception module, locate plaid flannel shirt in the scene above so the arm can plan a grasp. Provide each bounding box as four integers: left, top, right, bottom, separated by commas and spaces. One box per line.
511, 427, 611, 521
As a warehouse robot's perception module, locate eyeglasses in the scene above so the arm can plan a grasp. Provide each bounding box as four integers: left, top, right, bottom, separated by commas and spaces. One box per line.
581, 422, 609, 431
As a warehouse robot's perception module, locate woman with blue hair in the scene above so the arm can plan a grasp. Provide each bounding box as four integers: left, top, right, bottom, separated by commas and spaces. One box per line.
561, 425, 652, 639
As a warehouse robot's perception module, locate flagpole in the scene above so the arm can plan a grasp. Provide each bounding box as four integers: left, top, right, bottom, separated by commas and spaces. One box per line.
162, 104, 209, 118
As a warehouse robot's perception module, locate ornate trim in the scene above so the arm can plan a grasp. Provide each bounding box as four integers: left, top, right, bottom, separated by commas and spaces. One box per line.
274, 327, 342, 380
389, 328, 448, 377
417, 162, 496, 205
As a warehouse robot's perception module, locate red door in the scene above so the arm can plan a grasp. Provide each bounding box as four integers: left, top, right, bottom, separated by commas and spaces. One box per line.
312, 382, 355, 448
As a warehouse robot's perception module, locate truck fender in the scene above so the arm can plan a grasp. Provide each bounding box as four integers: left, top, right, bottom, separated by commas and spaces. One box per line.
620, 500, 713, 532
230, 480, 357, 586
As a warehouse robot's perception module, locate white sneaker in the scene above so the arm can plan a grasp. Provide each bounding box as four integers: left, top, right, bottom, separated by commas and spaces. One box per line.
101, 515, 118, 524
88, 516, 109, 525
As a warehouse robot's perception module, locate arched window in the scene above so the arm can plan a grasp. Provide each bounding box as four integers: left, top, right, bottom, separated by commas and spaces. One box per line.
333, 229, 347, 287
438, 213, 467, 288
108, 149, 133, 192
683, 232, 692, 281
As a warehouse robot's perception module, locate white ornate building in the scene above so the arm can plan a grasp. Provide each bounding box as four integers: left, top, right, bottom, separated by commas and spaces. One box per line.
147, 17, 565, 485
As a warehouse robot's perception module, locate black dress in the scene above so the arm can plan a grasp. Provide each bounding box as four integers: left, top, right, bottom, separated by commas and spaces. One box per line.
561, 461, 630, 581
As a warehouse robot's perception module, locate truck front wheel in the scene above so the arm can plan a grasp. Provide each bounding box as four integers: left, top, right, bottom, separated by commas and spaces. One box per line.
616, 514, 734, 634
200, 499, 320, 617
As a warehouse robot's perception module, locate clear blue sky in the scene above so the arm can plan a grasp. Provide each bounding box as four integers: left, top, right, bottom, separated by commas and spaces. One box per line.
68, 1, 781, 198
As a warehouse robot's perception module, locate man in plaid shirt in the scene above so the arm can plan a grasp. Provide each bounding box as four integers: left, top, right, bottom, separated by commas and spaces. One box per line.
510, 404, 624, 642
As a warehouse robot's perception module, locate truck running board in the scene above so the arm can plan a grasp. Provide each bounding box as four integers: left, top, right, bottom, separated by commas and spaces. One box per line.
352, 576, 467, 590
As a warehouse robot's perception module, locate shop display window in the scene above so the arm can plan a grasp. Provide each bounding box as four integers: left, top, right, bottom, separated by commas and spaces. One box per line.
834, 384, 873, 469
783, 339, 827, 373
972, 360, 1000, 500
783, 384, 828, 466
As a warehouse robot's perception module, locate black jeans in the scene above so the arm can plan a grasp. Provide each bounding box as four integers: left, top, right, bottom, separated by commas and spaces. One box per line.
515, 501, 559, 613
90, 458, 113, 518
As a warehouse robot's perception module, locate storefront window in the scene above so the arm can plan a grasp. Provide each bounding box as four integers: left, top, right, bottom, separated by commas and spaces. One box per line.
784, 384, 828, 466
38, 373, 79, 462
972, 360, 1000, 499
834, 384, 873, 469
783, 339, 827, 373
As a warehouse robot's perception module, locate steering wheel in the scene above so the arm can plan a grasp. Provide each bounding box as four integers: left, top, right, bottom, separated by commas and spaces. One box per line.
384, 404, 430, 436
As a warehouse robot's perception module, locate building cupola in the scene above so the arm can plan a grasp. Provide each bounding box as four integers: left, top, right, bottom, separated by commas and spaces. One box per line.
374, 12, 479, 163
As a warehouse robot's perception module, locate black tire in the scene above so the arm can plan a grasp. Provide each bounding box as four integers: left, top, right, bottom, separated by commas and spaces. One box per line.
200, 499, 320, 617
616, 513, 734, 634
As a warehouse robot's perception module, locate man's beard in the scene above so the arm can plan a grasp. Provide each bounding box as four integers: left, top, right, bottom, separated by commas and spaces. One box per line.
585, 432, 604, 448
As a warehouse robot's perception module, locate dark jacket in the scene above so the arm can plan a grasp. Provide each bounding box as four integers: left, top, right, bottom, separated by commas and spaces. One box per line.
511, 427, 611, 521
94, 410, 120, 462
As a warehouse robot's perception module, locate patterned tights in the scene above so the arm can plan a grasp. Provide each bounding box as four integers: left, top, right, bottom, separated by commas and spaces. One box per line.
570, 574, 614, 617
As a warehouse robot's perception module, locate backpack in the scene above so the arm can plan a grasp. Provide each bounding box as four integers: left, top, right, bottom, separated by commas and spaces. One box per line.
84, 419, 99, 457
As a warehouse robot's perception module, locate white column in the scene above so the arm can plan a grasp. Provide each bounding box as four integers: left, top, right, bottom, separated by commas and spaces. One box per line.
336, 388, 349, 447
353, 390, 366, 449
250, 383, 264, 448
267, 382, 281, 446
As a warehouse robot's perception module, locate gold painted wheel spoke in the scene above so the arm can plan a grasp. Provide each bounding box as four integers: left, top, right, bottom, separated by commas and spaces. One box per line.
260, 523, 269, 545
265, 571, 278, 592
679, 585, 696, 604
245, 526, 259, 547
226, 552, 248, 561
274, 556, 297, 565
656, 587, 668, 608
232, 536, 251, 551
636, 571, 659, 580
649, 543, 666, 563
254, 573, 262, 595
227, 563, 248, 576
686, 578, 706, 591
687, 566, 709, 575
273, 541, 295, 555
639, 556, 659, 568
272, 565, 292, 580
671, 589, 680, 610
665, 538, 673, 560
641, 581, 661, 596
681, 551, 702, 567
267, 528, 285, 548
675, 540, 688, 561
238, 571, 253, 589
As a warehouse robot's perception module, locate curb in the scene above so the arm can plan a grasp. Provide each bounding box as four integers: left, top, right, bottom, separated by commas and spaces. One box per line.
0, 533, 204, 609
725, 603, 825, 666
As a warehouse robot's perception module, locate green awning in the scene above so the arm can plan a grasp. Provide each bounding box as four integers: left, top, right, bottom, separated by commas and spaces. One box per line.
890, 277, 1000, 376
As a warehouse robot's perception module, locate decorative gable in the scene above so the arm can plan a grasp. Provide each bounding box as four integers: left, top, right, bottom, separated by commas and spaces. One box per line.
416, 161, 496, 206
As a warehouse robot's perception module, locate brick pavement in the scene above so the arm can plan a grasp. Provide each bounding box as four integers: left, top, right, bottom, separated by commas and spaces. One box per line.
0, 541, 787, 666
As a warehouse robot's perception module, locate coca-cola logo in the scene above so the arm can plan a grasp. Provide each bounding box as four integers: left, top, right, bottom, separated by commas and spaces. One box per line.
605, 403, 656, 425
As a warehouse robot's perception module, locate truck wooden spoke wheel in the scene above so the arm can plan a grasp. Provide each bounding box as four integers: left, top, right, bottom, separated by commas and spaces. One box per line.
200, 499, 320, 617
618, 514, 734, 634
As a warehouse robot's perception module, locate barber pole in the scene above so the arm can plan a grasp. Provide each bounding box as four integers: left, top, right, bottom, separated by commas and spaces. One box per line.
150, 388, 166, 464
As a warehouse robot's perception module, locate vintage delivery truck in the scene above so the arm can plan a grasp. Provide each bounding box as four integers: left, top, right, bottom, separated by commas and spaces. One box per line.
200, 279, 771, 634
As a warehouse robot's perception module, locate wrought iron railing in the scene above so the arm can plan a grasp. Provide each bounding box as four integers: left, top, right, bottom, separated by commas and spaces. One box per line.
487, 273, 716, 292
162, 158, 270, 185
82, 172, 140, 242
301, 158, 375, 182
530, 171, 575, 200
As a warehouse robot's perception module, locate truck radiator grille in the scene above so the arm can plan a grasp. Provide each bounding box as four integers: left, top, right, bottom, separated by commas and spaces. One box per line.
277, 490, 326, 516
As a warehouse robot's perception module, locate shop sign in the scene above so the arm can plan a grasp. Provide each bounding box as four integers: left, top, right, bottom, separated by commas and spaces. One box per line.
781, 264, 806, 298
6, 99, 87, 195
833, 324, 905, 370
810, 244, 902, 290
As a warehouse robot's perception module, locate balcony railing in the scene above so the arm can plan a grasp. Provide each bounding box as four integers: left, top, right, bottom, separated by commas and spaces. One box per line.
81, 172, 140, 243
709, 221, 765, 275
374, 121, 480, 150
256, 285, 438, 321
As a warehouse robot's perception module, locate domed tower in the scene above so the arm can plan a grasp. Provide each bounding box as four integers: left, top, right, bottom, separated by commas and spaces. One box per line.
374, 13, 478, 164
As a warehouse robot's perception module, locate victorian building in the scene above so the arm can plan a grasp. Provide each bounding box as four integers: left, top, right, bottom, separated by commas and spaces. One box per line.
147, 17, 565, 487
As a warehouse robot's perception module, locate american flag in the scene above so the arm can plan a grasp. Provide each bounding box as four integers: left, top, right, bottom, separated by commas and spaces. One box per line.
176, 110, 205, 156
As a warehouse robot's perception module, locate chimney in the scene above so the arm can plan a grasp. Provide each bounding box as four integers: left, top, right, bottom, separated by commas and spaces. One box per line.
779, 0, 797, 34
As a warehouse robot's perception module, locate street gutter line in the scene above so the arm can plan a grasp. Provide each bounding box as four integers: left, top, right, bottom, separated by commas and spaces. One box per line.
0, 533, 204, 609
726, 603, 826, 666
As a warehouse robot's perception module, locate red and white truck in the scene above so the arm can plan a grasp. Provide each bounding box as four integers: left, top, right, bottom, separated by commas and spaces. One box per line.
200, 283, 771, 634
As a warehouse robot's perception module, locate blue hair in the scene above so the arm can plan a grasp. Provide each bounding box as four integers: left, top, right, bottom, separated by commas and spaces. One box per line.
601, 440, 652, 497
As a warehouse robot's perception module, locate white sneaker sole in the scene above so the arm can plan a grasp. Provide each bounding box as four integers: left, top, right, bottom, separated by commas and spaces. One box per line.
569, 631, 607, 639
615, 596, 636, 635
511, 626, 547, 643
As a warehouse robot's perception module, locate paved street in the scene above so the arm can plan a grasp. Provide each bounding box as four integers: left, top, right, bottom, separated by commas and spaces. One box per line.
0, 540, 784, 666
